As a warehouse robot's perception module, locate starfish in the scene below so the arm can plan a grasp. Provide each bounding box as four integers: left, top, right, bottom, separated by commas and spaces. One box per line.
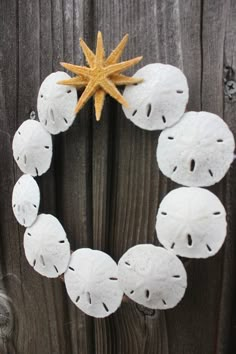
58, 32, 143, 121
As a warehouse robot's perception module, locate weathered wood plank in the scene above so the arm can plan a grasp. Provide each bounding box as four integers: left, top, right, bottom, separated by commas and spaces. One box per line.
0, 0, 54, 353
92, 1, 171, 353
220, 1, 236, 353
164, 2, 231, 354
50, 0, 95, 353
39, 1, 72, 353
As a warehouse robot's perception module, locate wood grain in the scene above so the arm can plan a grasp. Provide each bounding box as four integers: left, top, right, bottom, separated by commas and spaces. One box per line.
0, 0, 236, 353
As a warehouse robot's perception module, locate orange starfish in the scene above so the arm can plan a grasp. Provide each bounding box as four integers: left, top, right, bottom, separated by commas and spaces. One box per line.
58, 32, 143, 121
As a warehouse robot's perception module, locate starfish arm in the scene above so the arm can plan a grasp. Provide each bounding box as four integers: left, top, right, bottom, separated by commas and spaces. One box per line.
74, 80, 98, 114
111, 74, 143, 86
96, 31, 105, 65
94, 89, 106, 121
105, 56, 143, 75
79, 38, 95, 67
57, 76, 88, 88
100, 78, 129, 107
106, 34, 129, 65
60, 62, 91, 77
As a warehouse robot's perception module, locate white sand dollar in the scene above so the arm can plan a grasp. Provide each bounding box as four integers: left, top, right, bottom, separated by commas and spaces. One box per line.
64, 249, 123, 318
122, 63, 189, 130
12, 174, 40, 227
156, 187, 227, 258
12, 120, 52, 176
37, 72, 77, 134
157, 111, 235, 186
24, 214, 70, 278
118, 244, 187, 309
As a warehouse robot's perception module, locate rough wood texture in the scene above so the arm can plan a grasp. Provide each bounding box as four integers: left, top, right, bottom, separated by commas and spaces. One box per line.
0, 0, 236, 353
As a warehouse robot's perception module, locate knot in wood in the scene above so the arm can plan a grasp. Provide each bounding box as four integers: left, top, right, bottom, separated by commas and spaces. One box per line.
0, 294, 13, 338
29, 110, 36, 120
224, 80, 236, 100
136, 304, 157, 318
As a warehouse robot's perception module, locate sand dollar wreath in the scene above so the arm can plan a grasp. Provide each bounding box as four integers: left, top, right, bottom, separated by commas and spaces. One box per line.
11, 33, 235, 318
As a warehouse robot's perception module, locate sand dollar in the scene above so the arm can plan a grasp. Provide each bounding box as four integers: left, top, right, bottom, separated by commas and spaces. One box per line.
12, 120, 52, 176
118, 244, 187, 309
37, 72, 77, 134
156, 187, 227, 258
12, 174, 40, 227
64, 248, 123, 318
122, 63, 189, 130
24, 214, 70, 278
157, 111, 235, 186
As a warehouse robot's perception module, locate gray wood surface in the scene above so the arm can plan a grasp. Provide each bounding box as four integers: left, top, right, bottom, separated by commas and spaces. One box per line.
0, 0, 236, 353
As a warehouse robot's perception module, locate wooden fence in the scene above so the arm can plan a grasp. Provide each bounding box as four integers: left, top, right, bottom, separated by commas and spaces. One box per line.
0, 0, 236, 353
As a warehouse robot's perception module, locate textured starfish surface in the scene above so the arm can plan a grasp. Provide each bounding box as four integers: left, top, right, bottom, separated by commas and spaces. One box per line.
58, 32, 143, 121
